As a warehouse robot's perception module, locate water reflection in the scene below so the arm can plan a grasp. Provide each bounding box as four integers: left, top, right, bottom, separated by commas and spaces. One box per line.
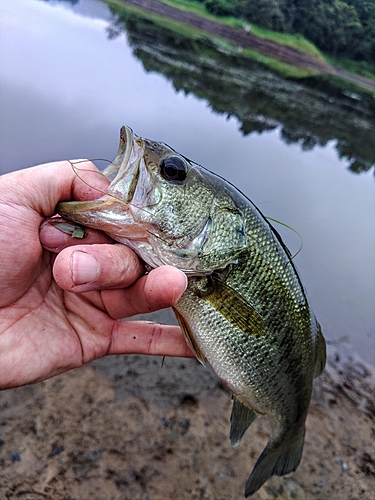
105, 1, 375, 176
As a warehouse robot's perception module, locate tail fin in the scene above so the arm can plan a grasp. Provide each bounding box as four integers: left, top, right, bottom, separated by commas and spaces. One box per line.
244, 430, 305, 497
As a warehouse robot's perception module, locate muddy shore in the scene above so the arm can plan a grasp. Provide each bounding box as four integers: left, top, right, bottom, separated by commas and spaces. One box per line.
0, 306, 374, 500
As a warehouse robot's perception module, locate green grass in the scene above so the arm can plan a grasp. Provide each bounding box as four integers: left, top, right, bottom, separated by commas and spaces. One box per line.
103, 0, 375, 84
241, 48, 319, 78
327, 56, 375, 82
247, 26, 324, 60
160, 0, 375, 83
102, 0, 217, 39
162, 0, 215, 18
160, 0, 325, 60
103, 0, 319, 78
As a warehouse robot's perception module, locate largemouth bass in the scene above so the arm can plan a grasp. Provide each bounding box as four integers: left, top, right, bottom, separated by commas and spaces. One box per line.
57, 126, 326, 497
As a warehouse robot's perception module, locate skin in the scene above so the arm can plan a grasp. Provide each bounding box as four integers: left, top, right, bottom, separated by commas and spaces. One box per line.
0, 160, 192, 390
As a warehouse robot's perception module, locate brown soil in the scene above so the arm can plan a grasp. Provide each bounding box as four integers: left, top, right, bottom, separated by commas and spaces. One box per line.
121, 0, 375, 92
0, 307, 374, 500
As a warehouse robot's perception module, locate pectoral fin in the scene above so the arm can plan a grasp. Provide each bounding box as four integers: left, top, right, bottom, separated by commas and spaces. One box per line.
202, 277, 266, 337
173, 308, 206, 365
230, 397, 259, 447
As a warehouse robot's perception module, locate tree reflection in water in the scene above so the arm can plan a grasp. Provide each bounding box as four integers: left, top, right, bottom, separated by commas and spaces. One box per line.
105, 2, 375, 176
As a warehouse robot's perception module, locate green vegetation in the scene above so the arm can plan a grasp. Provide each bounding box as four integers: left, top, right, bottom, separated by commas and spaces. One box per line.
103, 0, 319, 77
238, 48, 317, 78
105, 0, 375, 82
183, 0, 375, 72
162, 0, 324, 58
101, 0, 375, 175
104, 0, 203, 37
244, 26, 323, 59
327, 56, 375, 82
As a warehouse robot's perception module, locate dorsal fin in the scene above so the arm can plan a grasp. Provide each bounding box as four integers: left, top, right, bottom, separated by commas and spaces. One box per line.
173, 307, 206, 364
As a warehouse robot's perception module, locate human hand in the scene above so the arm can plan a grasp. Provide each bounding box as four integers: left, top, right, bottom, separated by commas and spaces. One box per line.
0, 160, 191, 390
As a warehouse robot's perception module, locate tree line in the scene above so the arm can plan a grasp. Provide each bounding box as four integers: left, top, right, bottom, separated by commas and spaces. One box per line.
110, 7, 375, 175
192, 0, 375, 66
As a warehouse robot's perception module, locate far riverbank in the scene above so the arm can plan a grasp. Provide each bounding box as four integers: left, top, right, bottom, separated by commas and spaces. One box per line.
110, 0, 375, 92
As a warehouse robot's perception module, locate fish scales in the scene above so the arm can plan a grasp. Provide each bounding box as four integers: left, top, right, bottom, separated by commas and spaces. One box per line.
57, 126, 326, 497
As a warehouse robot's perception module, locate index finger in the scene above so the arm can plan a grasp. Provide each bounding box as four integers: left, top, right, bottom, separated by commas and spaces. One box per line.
2, 160, 110, 216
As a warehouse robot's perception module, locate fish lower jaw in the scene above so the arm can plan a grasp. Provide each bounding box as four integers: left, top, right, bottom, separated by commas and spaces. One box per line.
113, 238, 164, 270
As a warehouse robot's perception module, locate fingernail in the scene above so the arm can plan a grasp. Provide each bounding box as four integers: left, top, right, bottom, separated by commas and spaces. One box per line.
71, 250, 99, 285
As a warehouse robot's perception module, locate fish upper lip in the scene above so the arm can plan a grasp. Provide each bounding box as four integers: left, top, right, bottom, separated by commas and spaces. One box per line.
57, 195, 151, 240
58, 196, 122, 213
102, 126, 146, 205
101, 126, 134, 182
57, 196, 131, 226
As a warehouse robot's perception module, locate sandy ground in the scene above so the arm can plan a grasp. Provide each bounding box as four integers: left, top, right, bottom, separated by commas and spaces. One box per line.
0, 308, 374, 500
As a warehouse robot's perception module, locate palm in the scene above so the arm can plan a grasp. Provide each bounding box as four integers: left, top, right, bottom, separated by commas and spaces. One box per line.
0, 201, 110, 386
0, 160, 191, 390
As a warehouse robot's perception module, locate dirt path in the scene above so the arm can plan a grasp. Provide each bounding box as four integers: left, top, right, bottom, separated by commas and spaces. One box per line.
121, 0, 375, 91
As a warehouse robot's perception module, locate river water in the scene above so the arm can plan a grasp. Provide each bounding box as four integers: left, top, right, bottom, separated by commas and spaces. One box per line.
1, 0, 374, 364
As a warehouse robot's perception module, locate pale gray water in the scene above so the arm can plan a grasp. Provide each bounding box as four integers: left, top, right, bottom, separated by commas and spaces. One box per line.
1, 0, 374, 364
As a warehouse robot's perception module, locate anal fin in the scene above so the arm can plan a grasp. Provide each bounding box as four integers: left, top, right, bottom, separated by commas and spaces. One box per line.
230, 397, 259, 447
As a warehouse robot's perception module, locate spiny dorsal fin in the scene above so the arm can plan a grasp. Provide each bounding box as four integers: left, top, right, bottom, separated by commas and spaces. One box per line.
173, 307, 206, 365
230, 397, 259, 447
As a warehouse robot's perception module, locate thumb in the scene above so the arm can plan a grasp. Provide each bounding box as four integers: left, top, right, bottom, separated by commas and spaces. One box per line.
2, 160, 109, 217
53, 243, 144, 292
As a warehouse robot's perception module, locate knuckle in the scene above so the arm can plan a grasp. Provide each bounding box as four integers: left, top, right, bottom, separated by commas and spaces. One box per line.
147, 323, 163, 354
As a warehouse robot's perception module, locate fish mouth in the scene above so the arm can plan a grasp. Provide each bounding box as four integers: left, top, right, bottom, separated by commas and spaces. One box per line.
101, 126, 144, 204
57, 196, 148, 240
56, 126, 152, 239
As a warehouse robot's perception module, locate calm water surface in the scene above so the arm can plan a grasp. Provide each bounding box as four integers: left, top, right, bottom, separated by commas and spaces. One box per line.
1, 0, 374, 363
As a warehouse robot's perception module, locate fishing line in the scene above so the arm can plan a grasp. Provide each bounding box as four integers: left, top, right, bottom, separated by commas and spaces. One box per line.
265, 216, 303, 261
66, 159, 166, 226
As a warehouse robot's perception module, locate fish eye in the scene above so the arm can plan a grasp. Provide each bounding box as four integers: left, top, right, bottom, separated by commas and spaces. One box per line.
160, 156, 187, 184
